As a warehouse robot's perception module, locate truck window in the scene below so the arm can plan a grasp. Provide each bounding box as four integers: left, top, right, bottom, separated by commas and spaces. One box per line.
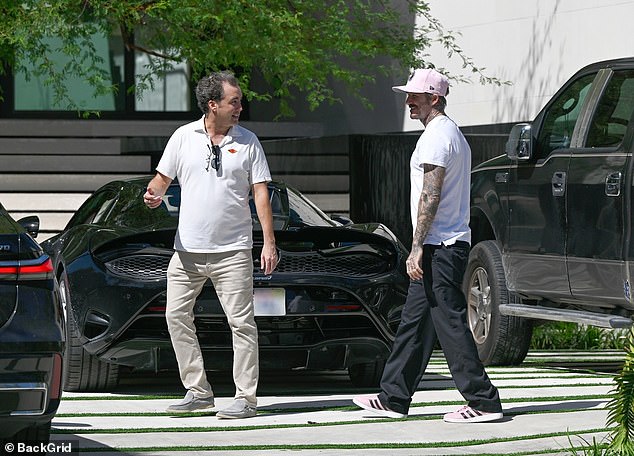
585, 70, 634, 148
535, 74, 596, 159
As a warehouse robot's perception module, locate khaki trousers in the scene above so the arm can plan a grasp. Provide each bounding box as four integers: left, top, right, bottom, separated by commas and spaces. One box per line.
166, 249, 258, 406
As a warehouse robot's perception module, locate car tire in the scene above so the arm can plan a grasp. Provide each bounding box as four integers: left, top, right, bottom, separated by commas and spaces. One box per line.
348, 360, 385, 387
59, 271, 120, 392
463, 240, 533, 366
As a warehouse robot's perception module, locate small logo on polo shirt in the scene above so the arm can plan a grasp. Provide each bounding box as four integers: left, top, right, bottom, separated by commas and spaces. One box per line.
228, 148, 238, 154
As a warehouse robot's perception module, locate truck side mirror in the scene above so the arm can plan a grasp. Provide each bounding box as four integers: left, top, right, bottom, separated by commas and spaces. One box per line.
506, 123, 532, 160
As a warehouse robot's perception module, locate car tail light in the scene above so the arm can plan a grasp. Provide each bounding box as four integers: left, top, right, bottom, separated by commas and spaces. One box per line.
0, 255, 54, 280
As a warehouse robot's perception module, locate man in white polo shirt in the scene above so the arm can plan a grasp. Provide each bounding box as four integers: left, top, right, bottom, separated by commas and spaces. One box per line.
353, 68, 503, 423
143, 71, 277, 419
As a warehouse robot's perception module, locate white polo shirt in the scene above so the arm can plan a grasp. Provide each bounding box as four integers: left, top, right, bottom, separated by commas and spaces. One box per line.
410, 115, 471, 246
157, 116, 272, 253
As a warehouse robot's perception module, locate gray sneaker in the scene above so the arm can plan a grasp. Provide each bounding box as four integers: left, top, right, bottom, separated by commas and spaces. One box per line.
166, 391, 215, 413
215, 398, 257, 419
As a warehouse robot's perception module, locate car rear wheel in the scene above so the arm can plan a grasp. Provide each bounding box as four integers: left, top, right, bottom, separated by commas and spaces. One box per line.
348, 360, 385, 387
59, 271, 120, 392
464, 241, 533, 366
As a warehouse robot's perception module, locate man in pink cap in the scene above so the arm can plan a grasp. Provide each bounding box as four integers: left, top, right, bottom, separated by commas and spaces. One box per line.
353, 68, 503, 423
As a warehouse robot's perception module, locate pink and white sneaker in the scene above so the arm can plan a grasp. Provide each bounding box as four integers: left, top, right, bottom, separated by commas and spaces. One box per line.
353, 394, 407, 419
443, 405, 503, 423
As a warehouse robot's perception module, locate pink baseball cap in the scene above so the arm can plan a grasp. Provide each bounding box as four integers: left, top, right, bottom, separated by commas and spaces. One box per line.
392, 68, 449, 96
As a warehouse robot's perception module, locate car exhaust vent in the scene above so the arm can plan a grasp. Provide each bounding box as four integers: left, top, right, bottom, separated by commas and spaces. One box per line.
84, 311, 110, 340
105, 255, 170, 281
275, 252, 388, 277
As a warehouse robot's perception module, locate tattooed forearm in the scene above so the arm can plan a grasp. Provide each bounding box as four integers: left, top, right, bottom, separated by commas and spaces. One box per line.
412, 164, 445, 249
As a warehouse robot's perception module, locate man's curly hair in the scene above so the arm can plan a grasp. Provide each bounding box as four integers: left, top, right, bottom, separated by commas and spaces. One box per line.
196, 71, 239, 114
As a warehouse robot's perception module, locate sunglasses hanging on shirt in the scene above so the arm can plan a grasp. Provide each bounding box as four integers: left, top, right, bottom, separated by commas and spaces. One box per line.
203, 118, 222, 175
205, 143, 221, 173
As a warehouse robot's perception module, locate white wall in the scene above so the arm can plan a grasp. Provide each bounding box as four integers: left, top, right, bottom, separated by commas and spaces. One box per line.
251, 0, 634, 136
414, 0, 634, 131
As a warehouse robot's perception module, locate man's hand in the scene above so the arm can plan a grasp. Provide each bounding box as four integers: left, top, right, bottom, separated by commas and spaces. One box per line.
406, 246, 424, 281
143, 187, 163, 209
260, 242, 278, 275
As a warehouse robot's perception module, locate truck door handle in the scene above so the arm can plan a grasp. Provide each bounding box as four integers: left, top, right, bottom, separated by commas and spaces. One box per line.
552, 171, 566, 197
605, 172, 622, 196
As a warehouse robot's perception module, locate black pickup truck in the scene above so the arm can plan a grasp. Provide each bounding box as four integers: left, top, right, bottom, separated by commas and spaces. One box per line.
466, 57, 634, 366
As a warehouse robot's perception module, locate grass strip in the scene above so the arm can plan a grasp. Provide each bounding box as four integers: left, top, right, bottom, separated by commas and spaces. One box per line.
52, 403, 610, 434
62, 394, 183, 401
67, 427, 612, 453
426, 369, 614, 376
55, 393, 613, 418
60, 381, 615, 402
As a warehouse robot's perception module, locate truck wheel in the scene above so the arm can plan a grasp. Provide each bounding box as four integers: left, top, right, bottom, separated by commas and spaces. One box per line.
59, 271, 120, 392
464, 241, 533, 366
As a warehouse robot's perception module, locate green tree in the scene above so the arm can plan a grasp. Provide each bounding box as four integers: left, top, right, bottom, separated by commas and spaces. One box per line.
0, 0, 500, 115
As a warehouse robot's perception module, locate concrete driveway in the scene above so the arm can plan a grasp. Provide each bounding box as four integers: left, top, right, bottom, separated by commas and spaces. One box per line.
49, 350, 622, 455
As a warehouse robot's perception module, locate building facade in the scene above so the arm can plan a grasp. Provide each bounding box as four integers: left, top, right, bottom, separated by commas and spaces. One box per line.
416, 0, 634, 132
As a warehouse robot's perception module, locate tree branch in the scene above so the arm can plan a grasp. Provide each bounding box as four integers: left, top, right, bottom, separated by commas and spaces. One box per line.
119, 21, 178, 61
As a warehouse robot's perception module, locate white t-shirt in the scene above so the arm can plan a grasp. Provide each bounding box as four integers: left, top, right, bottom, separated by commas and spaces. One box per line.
157, 116, 272, 253
410, 115, 471, 246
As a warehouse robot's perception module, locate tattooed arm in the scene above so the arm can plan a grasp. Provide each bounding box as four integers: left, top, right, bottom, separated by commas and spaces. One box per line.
407, 164, 446, 280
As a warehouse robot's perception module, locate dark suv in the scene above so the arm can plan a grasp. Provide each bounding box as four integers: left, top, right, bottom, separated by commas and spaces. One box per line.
467, 57, 634, 365
0, 205, 64, 443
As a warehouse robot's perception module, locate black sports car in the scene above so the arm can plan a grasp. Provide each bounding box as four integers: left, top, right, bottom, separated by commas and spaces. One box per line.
0, 207, 64, 443
42, 178, 408, 392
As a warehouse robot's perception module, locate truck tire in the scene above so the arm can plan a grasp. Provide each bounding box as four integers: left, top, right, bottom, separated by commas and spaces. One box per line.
59, 271, 120, 392
464, 241, 533, 366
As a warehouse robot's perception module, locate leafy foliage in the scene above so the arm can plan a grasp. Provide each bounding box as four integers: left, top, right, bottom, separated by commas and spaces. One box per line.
606, 328, 634, 455
0, 0, 503, 115
531, 322, 627, 350
567, 434, 609, 455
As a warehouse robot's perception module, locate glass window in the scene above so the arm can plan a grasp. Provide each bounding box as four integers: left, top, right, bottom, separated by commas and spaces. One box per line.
162, 186, 181, 216
11, 26, 192, 114
92, 193, 118, 224
66, 188, 118, 228
14, 32, 124, 111
133, 27, 191, 112
134, 54, 190, 111
105, 184, 176, 229
286, 187, 336, 227
536, 74, 596, 159
585, 70, 634, 148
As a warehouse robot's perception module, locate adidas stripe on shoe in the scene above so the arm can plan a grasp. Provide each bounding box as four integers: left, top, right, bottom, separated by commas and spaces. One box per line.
352, 394, 407, 419
443, 405, 503, 423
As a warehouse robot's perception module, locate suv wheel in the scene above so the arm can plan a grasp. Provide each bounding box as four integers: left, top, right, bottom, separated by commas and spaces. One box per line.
464, 241, 533, 365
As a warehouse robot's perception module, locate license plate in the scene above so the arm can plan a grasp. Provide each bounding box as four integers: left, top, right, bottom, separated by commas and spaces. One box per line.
254, 288, 286, 316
